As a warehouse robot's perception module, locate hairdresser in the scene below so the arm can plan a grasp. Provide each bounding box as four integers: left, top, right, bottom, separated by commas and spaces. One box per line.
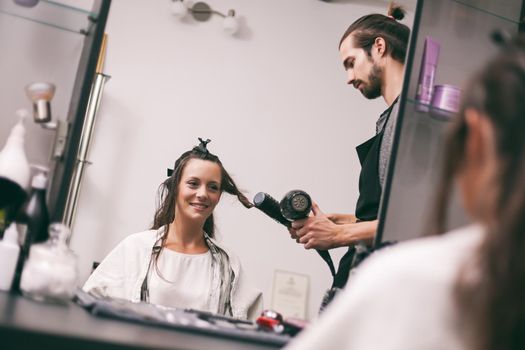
289, 3, 410, 292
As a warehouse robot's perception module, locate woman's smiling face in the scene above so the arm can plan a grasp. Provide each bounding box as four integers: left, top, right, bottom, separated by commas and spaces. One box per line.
175, 158, 222, 224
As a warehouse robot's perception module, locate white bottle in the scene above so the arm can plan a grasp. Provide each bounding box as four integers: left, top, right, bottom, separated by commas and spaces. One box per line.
0, 223, 21, 291
0, 109, 31, 190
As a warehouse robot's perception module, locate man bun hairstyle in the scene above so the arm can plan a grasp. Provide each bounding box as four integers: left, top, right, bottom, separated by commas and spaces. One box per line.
339, 1, 410, 64
388, 1, 406, 21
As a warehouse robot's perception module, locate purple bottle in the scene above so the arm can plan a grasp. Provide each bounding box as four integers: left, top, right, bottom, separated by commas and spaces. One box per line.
416, 37, 441, 111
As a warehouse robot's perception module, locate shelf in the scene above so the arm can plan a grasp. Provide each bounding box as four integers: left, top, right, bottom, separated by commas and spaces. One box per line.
452, 0, 523, 25
405, 0, 518, 117
405, 98, 458, 122
0, 0, 97, 35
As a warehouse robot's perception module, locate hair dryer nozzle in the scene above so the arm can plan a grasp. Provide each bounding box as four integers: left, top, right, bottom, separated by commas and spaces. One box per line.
253, 192, 291, 227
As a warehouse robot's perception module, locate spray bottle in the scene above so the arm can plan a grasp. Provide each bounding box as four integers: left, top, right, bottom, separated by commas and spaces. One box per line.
11, 166, 50, 292
0, 109, 31, 237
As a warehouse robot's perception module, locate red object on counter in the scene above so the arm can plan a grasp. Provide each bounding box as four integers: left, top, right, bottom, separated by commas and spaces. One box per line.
256, 315, 281, 329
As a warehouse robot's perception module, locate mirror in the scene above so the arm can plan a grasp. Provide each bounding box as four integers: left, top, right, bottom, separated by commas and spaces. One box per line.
0, 0, 415, 320
376, 0, 519, 245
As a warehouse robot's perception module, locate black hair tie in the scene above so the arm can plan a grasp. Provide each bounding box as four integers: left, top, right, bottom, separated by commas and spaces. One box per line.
196, 137, 211, 155
166, 138, 212, 177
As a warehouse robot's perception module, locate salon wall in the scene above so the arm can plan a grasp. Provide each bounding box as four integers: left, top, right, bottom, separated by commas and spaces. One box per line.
70, 0, 414, 320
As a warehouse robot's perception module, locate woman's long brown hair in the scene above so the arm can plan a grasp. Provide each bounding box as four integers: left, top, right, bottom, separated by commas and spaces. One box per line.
432, 36, 525, 349
151, 142, 252, 242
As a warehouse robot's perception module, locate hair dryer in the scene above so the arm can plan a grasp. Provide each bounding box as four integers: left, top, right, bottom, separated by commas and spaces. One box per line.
253, 190, 335, 276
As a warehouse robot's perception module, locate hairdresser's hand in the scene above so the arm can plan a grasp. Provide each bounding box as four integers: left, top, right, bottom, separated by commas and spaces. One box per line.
291, 203, 378, 250
288, 226, 299, 241
291, 202, 344, 250
327, 213, 357, 225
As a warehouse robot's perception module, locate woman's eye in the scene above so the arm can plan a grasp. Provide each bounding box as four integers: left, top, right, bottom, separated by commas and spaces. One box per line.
209, 184, 220, 192
187, 181, 198, 187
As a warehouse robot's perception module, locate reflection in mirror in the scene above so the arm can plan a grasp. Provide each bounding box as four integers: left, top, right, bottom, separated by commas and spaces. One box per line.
72, 0, 415, 321
0, 0, 416, 322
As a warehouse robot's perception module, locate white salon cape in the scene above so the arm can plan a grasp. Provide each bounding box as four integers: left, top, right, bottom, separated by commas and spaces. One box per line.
83, 229, 263, 320
148, 249, 213, 312
285, 224, 484, 350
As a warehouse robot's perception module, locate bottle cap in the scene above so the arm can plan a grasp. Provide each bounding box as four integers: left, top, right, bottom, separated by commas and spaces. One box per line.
30, 165, 49, 189
48, 223, 71, 248
3, 223, 19, 246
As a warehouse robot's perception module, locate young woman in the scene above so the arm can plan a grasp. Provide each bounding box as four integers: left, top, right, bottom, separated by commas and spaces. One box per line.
83, 139, 262, 320
285, 36, 525, 349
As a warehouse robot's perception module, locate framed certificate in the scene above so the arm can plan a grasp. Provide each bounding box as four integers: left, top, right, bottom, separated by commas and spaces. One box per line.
271, 270, 309, 319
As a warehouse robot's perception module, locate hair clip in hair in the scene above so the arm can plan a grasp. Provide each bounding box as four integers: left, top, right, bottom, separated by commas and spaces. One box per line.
166, 138, 212, 177
196, 137, 211, 155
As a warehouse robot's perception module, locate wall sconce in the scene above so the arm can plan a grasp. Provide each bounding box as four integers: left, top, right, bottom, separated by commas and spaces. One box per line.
25, 82, 55, 124
171, 0, 240, 35
24, 82, 68, 159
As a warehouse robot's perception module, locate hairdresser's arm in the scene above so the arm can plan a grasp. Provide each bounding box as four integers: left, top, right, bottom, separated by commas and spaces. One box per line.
289, 203, 377, 250
327, 213, 358, 225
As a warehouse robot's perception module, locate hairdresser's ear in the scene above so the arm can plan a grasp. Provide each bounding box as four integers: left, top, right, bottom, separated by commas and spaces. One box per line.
374, 37, 387, 58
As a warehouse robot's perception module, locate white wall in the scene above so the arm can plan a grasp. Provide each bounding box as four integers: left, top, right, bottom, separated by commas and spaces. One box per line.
70, 0, 414, 320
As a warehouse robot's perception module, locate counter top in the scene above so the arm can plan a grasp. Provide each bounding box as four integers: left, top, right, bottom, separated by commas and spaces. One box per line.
0, 291, 283, 350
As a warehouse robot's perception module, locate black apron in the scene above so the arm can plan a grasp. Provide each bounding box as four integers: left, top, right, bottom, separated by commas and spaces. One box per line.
331, 99, 397, 289
319, 127, 387, 311
319, 100, 399, 313
330, 131, 383, 288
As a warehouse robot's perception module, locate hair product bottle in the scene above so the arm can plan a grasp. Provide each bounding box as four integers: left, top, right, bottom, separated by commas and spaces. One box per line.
0, 110, 31, 238
0, 224, 21, 291
416, 37, 440, 112
11, 167, 50, 292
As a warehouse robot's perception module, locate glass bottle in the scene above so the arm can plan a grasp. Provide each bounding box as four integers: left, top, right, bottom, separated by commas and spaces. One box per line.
20, 223, 78, 304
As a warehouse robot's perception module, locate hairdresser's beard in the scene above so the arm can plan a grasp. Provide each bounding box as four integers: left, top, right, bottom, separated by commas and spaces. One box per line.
361, 63, 383, 100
